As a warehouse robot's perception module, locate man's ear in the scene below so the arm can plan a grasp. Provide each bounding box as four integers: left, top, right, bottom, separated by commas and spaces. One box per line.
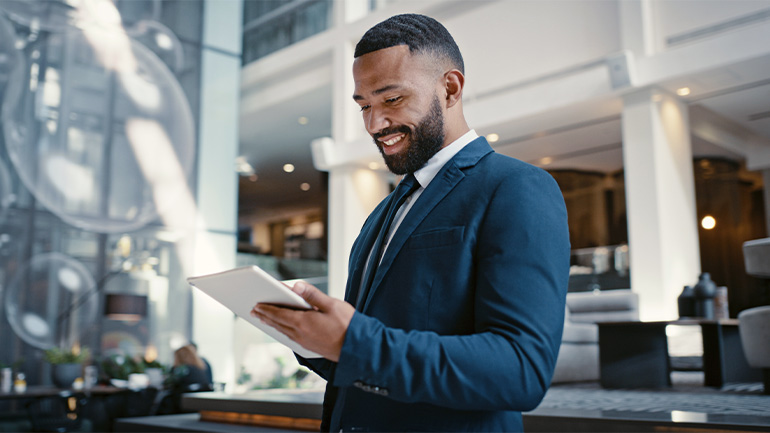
444, 69, 464, 108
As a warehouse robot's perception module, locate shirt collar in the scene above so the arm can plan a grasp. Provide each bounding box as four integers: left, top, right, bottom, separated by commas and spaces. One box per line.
413, 129, 478, 189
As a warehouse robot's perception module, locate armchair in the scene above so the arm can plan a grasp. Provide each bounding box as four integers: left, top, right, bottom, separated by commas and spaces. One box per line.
552, 289, 639, 383
737, 306, 770, 394
738, 237, 770, 394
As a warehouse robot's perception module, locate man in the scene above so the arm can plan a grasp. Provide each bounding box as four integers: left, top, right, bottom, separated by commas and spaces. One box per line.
253, 14, 570, 432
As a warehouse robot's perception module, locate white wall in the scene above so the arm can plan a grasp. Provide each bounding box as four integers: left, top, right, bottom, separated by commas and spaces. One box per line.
447, 0, 621, 98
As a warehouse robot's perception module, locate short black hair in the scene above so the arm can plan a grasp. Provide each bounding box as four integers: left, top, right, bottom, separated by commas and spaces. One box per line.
354, 13, 464, 74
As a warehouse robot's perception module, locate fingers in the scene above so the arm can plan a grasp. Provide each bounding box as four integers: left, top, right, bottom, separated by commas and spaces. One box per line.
250, 305, 304, 343
251, 303, 296, 328
291, 281, 333, 311
251, 305, 284, 331
248, 291, 355, 362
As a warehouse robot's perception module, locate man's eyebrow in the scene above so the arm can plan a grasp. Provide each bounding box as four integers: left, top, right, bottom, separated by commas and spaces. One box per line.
352, 84, 403, 101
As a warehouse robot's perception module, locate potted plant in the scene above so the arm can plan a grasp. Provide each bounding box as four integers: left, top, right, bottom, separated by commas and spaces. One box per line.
141, 358, 168, 388
44, 347, 90, 388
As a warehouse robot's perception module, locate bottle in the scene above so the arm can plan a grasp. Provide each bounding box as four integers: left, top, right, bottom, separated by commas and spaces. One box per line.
1, 368, 11, 393
13, 372, 26, 393
713, 286, 729, 320
693, 272, 717, 319
677, 285, 695, 318
84, 365, 97, 389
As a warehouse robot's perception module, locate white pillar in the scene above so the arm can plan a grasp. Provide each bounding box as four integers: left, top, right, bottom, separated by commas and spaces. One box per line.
622, 88, 701, 321
333, 0, 369, 26
190, 0, 243, 388
327, 167, 390, 298
618, 0, 659, 57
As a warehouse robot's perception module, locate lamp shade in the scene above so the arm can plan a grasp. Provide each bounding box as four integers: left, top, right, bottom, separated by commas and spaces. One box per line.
104, 294, 147, 321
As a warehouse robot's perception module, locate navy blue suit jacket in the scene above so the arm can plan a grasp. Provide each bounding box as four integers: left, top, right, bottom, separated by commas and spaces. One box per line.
300, 137, 570, 432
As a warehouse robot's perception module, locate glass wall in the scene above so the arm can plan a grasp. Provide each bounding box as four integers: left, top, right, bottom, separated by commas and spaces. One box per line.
0, 0, 204, 389
242, 0, 332, 64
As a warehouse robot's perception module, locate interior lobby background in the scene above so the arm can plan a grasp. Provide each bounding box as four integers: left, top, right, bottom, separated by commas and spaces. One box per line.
0, 0, 768, 392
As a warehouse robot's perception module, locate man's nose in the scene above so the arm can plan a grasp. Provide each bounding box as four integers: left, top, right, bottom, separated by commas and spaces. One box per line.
366, 108, 391, 135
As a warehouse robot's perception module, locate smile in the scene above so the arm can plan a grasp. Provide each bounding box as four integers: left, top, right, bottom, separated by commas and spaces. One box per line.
381, 134, 405, 146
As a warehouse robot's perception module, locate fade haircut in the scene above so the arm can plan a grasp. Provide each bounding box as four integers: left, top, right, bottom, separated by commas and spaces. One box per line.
354, 13, 464, 74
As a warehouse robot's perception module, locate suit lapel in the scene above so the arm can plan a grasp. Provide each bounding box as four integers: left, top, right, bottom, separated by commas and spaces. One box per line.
344, 199, 390, 303
359, 137, 494, 312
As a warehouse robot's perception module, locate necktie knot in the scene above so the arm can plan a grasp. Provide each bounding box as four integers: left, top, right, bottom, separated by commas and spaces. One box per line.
394, 173, 419, 203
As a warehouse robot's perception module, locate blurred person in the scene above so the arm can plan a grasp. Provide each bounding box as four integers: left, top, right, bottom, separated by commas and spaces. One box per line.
189, 341, 213, 386
159, 345, 211, 414
170, 345, 210, 391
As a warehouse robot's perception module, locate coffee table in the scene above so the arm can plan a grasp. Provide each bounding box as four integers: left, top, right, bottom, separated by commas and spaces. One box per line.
597, 319, 762, 388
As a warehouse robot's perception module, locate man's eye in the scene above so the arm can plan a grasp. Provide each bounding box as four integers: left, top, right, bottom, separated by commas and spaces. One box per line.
359, 105, 370, 112
386, 97, 401, 104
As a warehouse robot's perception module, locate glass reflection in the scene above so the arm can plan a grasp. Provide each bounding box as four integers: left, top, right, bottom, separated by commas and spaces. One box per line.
0, 1, 195, 233
4, 252, 97, 350
0, 0, 80, 33
671, 410, 709, 423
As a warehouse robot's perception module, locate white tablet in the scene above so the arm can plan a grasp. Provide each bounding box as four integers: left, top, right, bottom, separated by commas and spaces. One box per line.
187, 266, 320, 358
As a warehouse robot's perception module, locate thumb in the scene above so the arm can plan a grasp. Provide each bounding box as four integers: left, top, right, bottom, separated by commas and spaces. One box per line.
292, 281, 333, 311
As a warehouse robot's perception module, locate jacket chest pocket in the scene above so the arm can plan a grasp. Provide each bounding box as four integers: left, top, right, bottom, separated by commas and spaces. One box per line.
405, 226, 464, 250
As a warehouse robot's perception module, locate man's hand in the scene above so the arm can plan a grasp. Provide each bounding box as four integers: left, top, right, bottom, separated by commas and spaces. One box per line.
250, 281, 355, 362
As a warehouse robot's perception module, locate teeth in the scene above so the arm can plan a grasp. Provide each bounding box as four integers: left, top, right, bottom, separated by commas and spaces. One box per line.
383, 135, 403, 146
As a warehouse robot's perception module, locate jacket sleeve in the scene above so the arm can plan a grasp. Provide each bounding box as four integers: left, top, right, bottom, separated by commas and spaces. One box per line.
295, 355, 336, 381
331, 168, 570, 411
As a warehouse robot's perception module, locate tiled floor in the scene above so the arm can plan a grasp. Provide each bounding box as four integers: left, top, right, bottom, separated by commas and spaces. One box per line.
527, 373, 770, 432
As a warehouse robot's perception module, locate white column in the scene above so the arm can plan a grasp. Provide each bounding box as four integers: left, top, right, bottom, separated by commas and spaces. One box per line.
618, 0, 659, 57
333, 0, 369, 26
327, 167, 389, 298
331, 41, 360, 149
622, 88, 701, 321
190, 0, 243, 388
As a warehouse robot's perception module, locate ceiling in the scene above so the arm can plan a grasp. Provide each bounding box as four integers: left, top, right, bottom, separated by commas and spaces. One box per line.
238, 57, 770, 223
238, 84, 331, 220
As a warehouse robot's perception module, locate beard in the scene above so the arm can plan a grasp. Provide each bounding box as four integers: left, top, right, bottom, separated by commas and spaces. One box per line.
373, 96, 445, 175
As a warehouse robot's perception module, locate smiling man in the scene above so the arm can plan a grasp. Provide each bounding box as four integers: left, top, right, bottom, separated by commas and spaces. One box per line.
252, 14, 570, 432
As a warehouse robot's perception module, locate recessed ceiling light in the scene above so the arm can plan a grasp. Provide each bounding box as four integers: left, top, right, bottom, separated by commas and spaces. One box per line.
300, 183, 310, 191
368, 162, 380, 170
283, 164, 295, 173
676, 87, 691, 96
701, 215, 716, 230
540, 157, 553, 165
486, 133, 499, 143
298, 116, 309, 125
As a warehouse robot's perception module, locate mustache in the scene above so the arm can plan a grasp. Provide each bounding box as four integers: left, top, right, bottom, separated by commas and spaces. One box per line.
372, 125, 411, 141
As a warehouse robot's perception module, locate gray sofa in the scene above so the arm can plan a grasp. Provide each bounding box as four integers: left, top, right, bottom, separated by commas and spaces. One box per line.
551, 289, 639, 383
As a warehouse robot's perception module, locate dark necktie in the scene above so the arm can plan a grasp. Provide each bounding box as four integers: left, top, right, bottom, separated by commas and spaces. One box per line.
356, 174, 420, 308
